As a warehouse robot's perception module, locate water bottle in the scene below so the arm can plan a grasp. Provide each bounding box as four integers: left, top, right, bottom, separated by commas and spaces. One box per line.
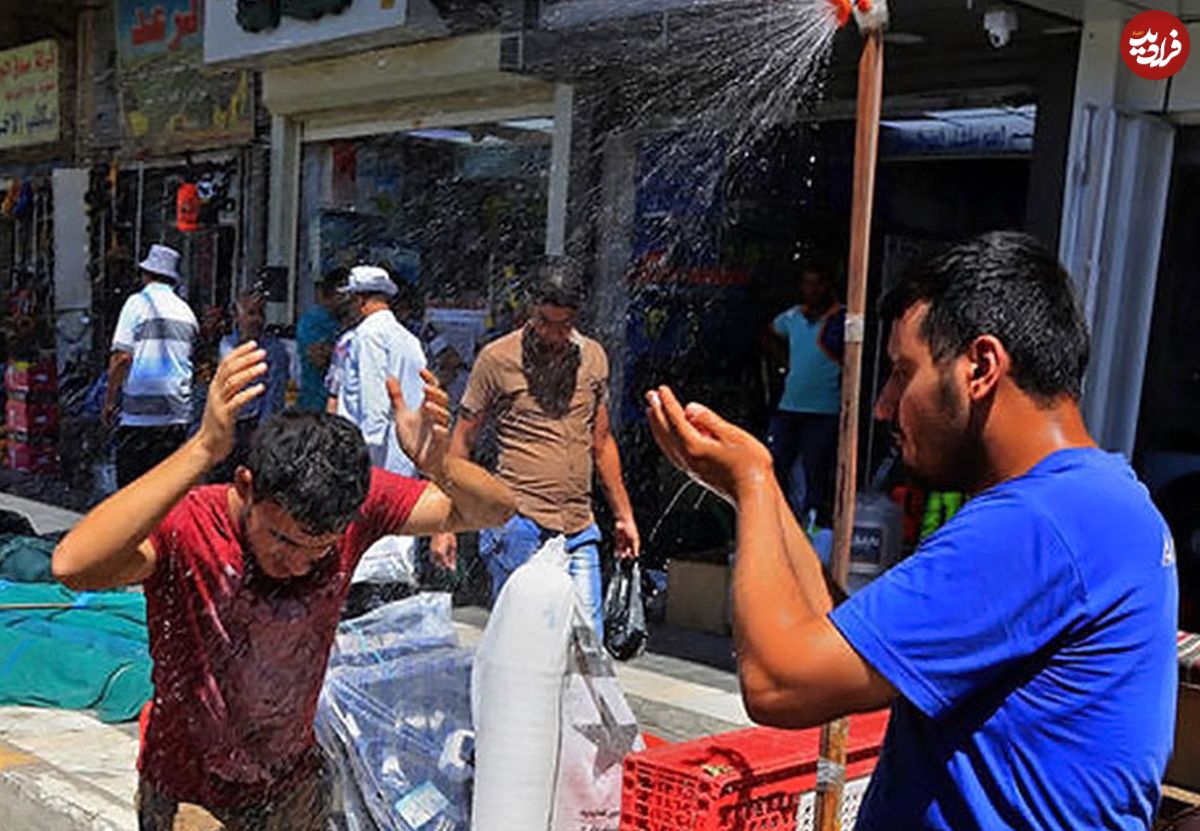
848, 491, 903, 593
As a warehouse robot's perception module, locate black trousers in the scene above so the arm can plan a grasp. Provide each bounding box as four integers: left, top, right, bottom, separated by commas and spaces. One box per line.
115, 426, 189, 489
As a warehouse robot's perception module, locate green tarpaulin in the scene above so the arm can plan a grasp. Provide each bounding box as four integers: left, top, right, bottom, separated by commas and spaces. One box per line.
0, 581, 151, 722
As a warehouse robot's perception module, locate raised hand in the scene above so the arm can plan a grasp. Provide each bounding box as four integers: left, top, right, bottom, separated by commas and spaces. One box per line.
644, 385, 774, 505
390, 369, 451, 480
196, 342, 267, 463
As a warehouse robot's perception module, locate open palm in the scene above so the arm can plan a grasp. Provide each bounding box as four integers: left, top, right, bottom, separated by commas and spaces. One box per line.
390, 369, 451, 479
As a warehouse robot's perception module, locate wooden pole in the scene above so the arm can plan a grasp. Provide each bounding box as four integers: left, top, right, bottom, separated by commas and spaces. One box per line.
814, 24, 884, 831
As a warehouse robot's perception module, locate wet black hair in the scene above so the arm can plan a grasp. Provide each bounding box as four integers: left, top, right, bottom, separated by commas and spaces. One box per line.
532, 257, 586, 309
318, 266, 349, 294
245, 412, 372, 535
880, 231, 1090, 402
800, 261, 837, 285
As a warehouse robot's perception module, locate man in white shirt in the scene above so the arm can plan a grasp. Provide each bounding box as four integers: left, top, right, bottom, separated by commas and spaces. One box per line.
334, 265, 427, 617
103, 245, 198, 488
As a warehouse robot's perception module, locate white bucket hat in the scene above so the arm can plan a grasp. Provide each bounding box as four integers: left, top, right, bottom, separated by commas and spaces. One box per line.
138, 244, 182, 282
340, 265, 398, 297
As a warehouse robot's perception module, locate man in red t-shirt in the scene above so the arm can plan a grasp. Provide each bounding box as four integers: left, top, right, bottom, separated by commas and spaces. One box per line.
52, 342, 516, 831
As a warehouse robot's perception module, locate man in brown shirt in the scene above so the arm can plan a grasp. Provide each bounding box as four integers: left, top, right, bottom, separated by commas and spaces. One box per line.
437, 259, 639, 635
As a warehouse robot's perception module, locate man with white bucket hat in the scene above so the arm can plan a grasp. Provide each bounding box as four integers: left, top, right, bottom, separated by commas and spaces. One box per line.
103, 244, 198, 487
333, 265, 428, 617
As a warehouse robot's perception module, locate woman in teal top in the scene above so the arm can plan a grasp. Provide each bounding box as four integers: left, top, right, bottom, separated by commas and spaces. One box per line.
766, 264, 845, 524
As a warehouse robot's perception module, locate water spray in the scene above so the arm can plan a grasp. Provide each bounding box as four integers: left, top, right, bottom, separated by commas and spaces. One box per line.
815, 1, 887, 829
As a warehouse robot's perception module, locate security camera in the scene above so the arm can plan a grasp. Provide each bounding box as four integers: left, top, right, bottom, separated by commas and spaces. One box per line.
983, 6, 1018, 49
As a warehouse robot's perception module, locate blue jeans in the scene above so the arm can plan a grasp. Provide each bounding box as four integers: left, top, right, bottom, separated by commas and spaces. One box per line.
480, 515, 604, 638
767, 411, 839, 526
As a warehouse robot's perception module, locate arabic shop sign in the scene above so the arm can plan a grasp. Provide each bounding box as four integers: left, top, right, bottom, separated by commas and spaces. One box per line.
1122, 10, 1190, 81
235, 0, 352, 33
204, 0, 418, 65
116, 0, 203, 66
115, 0, 254, 151
0, 40, 61, 151
538, 0, 725, 30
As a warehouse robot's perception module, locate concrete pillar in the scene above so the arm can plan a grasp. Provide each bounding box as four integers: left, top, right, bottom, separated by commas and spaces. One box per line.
52, 169, 92, 375
593, 129, 638, 433
1057, 0, 1176, 457
546, 83, 574, 257
1024, 38, 1078, 253
268, 114, 301, 324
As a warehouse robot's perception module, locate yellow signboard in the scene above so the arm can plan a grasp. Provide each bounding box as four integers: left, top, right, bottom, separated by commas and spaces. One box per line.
0, 40, 60, 150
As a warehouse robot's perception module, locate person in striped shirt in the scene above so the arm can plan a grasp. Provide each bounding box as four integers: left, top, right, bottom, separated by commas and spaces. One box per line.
103, 244, 199, 488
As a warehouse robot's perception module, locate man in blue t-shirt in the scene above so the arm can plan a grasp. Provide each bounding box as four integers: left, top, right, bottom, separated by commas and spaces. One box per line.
645, 231, 1178, 830
297, 269, 348, 413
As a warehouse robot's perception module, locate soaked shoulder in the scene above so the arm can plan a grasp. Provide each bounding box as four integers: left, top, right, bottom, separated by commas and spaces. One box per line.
576, 334, 609, 372
477, 330, 523, 367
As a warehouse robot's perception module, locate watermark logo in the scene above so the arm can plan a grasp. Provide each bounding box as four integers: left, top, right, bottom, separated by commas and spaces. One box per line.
1122, 10, 1190, 81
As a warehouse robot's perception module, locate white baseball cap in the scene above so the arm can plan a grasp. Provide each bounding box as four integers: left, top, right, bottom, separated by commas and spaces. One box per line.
138, 244, 182, 281
340, 265, 398, 297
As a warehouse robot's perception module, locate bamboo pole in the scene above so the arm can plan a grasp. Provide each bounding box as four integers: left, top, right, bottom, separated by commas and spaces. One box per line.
814, 22, 884, 831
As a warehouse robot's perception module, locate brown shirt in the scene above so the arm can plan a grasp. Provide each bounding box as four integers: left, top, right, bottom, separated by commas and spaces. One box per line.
461, 326, 609, 533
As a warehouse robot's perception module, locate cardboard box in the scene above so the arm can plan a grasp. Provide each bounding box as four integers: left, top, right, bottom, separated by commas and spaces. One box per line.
1167, 683, 1200, 792
666, 557, 732, 636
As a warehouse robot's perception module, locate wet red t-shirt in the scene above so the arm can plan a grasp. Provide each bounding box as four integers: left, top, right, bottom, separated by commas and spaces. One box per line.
140, 469, 427, 809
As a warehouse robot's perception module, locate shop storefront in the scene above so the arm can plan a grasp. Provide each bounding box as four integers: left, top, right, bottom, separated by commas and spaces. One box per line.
202, 1, 564, 348
494, 1, 1081, 569
295, 120, 553, 334
0, 38, 75, 476
9, 0, 264, 490
103, 0, 258, 326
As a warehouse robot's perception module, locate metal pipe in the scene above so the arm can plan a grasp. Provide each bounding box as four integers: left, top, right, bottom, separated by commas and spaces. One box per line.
815, 1, 886, 827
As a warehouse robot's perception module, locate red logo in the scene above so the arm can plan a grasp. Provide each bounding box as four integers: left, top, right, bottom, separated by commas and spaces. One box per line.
1122, 11, 1190, 80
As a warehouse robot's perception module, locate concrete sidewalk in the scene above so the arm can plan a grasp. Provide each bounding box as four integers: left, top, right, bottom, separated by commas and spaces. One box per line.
0, 491, 748, 830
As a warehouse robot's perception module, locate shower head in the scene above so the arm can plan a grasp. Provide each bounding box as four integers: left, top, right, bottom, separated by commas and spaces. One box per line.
829, 0, 890, 33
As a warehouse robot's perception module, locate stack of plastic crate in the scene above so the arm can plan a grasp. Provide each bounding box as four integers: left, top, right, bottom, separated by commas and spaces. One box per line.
5, 356, 59, 473
620, 710, 889, 831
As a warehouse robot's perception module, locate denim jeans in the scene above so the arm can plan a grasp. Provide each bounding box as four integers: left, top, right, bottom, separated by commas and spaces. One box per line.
767, 411, 839, 526
480, 515, 604, 638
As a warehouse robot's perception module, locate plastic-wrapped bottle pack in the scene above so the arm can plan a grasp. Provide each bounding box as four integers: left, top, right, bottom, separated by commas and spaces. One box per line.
317, 593, 475, 831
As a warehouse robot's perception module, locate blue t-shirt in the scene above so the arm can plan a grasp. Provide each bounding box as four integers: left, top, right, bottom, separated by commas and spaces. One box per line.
219, 332, 289, 421
296, 305, 340, 412
773, 305, 845, 415
831, 448, 1178, 830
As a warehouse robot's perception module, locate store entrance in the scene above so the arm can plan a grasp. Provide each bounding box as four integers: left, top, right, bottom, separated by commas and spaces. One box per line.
296, 118, 556, 339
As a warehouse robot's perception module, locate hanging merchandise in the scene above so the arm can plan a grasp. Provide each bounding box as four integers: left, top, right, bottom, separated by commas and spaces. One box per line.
472, 536, 644, 831
176, 182, 201, 232
195, 172, 233, 227
1, 179, 19, 218
12, 181, 33, 219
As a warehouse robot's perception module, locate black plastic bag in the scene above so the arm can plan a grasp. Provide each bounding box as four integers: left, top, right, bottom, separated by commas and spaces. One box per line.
603, 560, 648, 661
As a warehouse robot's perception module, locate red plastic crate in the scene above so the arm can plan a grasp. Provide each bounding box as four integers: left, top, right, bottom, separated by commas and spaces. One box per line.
620, 710, 889, 831
5, 398, 59, 435
4, 359, 56, 394
6, 439, 58, 473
